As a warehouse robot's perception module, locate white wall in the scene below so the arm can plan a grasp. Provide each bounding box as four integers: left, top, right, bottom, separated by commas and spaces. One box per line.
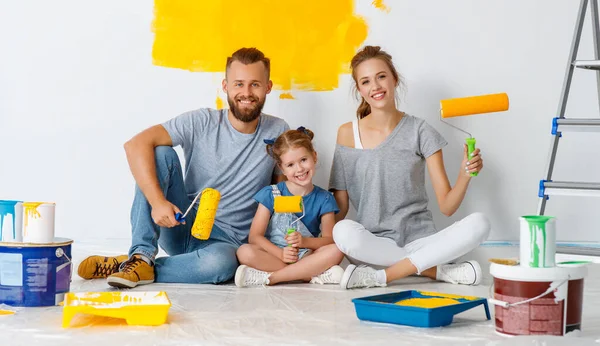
1, 1, 599, 243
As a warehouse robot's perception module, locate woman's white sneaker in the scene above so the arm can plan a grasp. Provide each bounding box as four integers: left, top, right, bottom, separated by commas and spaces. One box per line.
436, 260, 482, 285
340, 264, 387, 289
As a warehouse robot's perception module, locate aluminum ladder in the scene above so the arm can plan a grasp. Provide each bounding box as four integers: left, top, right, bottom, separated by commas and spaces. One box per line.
538, 0, 600, 255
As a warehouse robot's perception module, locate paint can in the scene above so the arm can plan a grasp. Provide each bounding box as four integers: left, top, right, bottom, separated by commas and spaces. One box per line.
489, 262, 587, 336
519, 215, 556, 268
23, 202, 55, 244
0, 200, 23, 242
0, 237, 73, 307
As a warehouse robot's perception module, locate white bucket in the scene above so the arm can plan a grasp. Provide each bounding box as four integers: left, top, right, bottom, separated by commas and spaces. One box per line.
489, 262, 587, 336
519, 215, 556, 268
0, 201, 23, 242
22, 202, 56, 243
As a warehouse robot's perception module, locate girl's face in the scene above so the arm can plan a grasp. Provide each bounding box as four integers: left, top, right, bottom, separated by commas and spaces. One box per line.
355, 58, 397, 110
279, 146, 317, 188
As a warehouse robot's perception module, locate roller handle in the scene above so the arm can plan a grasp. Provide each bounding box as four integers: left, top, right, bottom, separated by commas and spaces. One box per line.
286, 228, 295, 247
466, 137, 478, 177
285, 228, 297, 263
175, 213, 185, 222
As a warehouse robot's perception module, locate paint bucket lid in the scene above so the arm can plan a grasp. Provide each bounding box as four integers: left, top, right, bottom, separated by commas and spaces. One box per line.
0, 237, 73, 247
490, 262, 587, 282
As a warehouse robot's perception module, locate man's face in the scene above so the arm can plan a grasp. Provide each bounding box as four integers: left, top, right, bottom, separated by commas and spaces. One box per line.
223, 61, 272, 123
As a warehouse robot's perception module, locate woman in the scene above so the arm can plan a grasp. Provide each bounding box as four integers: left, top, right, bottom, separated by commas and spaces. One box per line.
329, 46, 491, 289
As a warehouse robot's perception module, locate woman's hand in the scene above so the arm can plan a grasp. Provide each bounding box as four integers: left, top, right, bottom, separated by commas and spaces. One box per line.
461, 144, 483, 177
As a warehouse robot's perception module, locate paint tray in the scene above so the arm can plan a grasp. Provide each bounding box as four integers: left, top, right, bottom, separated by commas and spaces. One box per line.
62, 291, 171, 327
351, 290, 490, 328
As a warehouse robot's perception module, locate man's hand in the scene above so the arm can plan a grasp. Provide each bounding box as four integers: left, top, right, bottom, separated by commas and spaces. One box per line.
151, 200, 183, 228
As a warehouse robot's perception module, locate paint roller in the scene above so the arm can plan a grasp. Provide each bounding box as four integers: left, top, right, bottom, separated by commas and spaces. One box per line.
439, 93, 509, 176
175, 188, 221, 240
273, 196, 305, 248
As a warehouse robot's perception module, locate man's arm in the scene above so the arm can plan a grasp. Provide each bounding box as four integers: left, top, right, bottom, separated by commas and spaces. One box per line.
124, 124, 181, 227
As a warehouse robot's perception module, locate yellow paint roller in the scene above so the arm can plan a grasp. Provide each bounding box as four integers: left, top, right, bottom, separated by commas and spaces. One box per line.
439, 93, 509, 176
273, 196, 305, 250
175, 188, 221, 240
191, 188, 221, 240
273, 196, 303, 214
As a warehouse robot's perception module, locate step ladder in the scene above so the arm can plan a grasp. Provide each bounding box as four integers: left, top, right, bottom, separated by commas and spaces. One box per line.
538, 0, 600, 255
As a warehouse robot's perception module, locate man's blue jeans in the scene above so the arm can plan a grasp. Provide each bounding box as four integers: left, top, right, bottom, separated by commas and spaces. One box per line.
128, 146, 240, 283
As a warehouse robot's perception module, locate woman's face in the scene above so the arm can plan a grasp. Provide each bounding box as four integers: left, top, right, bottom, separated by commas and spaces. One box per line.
355, 58, 397, 110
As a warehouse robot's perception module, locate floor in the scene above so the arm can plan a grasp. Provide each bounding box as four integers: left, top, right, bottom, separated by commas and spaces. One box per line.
1, 239, 599, 346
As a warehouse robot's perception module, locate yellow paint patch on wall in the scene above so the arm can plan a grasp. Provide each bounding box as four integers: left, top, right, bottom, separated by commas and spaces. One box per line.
279, 93, 295, 100
152, 0, 368, 92
215, 90, 225, 109
372, 0, 391, 13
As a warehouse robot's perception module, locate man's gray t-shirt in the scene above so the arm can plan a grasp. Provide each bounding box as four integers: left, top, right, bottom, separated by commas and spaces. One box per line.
162, 108, 290, 243
329, 114, 447, 247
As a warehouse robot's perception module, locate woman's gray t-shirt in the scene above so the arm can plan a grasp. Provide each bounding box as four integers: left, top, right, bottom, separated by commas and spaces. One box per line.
329, 114, 447, 247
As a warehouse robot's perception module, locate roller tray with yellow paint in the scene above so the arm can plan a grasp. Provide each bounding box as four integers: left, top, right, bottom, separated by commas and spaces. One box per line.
62, 291, 171, 327
351, 290, 490, 328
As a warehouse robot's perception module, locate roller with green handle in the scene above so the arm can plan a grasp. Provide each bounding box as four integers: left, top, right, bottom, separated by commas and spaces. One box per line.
465, 137, 478, 177
439, 93, 510, 177
273, 195, 305, 263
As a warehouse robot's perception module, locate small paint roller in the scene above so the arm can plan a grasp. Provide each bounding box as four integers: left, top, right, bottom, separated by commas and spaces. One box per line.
175, 188, 221, 240
439, 93, 509, 176
273, 196, 305, 245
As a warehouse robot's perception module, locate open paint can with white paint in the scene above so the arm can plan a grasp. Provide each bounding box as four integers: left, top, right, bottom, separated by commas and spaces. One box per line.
22, 202, 55, 244
519, 215, 556, 268
0, 200, 23, 242
489, 262, 587, 336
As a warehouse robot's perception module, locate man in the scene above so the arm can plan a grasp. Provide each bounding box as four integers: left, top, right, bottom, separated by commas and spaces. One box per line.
78, 48, 290, 287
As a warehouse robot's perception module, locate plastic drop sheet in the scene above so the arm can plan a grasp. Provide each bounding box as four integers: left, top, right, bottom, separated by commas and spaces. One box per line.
1, 239, 599, 346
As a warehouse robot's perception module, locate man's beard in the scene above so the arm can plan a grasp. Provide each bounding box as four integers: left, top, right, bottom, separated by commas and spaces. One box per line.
227, 94, 265, 123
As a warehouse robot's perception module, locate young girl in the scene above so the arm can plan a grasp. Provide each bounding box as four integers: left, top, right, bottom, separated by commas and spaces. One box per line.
234, 127, 345, 287
329, 45, 491, 289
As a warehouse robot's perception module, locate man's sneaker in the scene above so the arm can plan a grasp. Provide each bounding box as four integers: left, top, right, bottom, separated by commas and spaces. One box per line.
77, 255, 129, 280
310, 265, 344, 284
234, 265, 271, 287
340, 264, 386, 289
107, 255, 155, 288
436, 260, 482, 285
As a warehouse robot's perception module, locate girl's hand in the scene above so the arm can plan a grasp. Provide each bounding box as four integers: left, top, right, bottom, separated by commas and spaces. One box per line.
285, 231, 304, 248
461, 144, 483, 177
281, 246, 298, 263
